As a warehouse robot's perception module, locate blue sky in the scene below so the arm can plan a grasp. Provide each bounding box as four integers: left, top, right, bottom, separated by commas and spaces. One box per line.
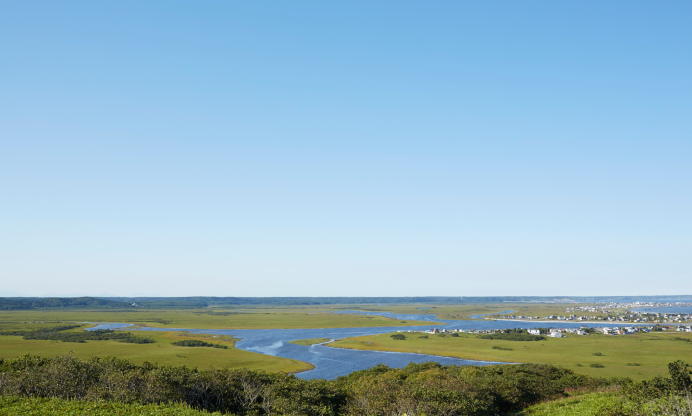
1, 1, 690, 297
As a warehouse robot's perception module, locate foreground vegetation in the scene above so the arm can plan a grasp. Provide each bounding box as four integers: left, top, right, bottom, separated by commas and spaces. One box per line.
329, 331, 692, 380
0, 395, 217, 416
0, 354, 627, 415
1, 354, 690, 415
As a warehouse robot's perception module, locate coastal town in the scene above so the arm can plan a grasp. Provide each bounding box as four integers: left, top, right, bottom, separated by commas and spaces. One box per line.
488, 302, 692, 324
396, 323, 692, 338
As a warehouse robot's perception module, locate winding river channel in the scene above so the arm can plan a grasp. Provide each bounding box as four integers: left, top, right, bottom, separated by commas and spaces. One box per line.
89, 311, 635, 380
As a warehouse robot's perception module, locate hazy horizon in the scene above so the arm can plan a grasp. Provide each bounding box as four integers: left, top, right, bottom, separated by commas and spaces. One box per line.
2, 2, 690, 297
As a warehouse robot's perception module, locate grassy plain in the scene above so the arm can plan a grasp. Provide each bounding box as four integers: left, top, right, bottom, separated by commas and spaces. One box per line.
0, 308, 431, 329
328, 331, 692, 380
0, 324, 311, 373
288, 338, 331, 346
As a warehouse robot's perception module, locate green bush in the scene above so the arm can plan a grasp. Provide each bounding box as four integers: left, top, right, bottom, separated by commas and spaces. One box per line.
171, 339, 228, 348
0, 354, 623, 416
0, 396, 217, 416
390, 334, 406, 340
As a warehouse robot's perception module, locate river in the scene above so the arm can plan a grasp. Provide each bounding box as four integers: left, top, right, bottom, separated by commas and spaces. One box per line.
89, 310, 637, 380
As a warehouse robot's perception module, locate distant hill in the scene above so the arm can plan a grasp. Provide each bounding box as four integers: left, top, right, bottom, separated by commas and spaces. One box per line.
0, 297, 135, 310
2, 295, 691, 310
102, 295, 692, 308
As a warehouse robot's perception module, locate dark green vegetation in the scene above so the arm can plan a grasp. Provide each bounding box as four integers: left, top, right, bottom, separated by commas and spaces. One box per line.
0, 354, 635, 415
0, 297, 135, 310
478, 329, 546, 341
390, 333, 406, 340
0, 325, 154, 344
492, 346, 513, 351
171, 339, 228, 349
0, 395, 217, 415
2, 355, 691, 415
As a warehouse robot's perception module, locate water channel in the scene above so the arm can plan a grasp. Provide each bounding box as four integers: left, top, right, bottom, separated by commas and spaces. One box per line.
89, 310, 637, 380
631, 306, 692, 314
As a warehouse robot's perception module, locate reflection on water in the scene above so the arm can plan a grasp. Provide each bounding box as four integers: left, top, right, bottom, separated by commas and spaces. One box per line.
88, 311, 632, 380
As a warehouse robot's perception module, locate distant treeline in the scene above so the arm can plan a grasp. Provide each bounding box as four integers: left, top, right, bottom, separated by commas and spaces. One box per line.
0, 297, 135, 310
2, 295, 692, 310
101, 295, 692, 307
0, 326, 154, 344
0, 354, 628, 415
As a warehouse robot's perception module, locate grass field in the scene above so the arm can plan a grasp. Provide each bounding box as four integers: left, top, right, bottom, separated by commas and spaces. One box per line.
0, 324, 312, 373
328, 331, 692, 380
288, 338, 331, 346
0, 308, 432, 330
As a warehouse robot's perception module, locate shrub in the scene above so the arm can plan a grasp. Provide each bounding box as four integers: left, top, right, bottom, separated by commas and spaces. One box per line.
171, 340, 227, 349
390, 334, 406, 340
590, 363, 605, 368
478, 333, 545, 341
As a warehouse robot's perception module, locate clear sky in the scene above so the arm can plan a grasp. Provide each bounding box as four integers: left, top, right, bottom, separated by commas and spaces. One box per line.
1, 1, 690, 297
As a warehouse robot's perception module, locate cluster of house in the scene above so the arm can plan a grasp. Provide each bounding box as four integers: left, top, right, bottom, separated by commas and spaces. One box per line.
495, 310, 691, 324
394, 325, 692, 337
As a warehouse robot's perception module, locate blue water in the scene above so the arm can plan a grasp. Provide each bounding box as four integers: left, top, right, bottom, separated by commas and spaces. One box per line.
631, 306, 692, 314
89, 310, 633, 380
468, 310, 515, 319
